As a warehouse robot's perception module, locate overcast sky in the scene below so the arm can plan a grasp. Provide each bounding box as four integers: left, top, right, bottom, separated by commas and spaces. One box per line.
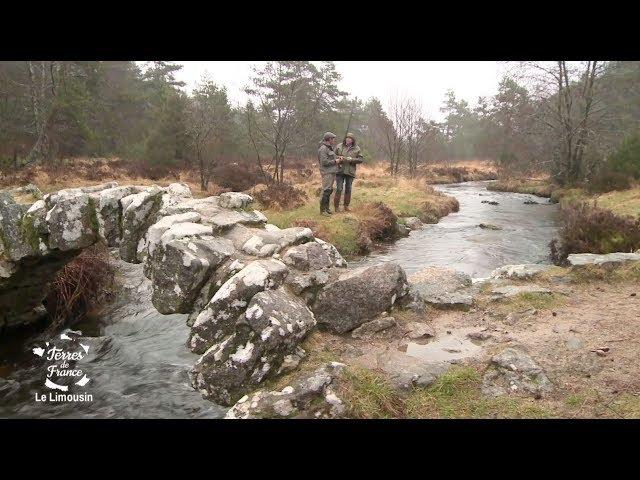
173, 61, 509, 121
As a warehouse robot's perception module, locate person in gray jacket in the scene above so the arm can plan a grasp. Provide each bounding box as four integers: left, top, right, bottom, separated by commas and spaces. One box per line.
317, 131, 343, 216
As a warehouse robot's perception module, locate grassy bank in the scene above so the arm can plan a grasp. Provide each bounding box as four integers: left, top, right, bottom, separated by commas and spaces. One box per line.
487, 177, 555, 198
260, 165, 459, 257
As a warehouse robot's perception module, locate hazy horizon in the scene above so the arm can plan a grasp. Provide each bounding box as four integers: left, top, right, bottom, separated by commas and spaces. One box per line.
171, 61, 508, 121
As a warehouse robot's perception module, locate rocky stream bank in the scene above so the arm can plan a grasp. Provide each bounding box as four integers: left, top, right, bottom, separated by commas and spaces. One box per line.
1, 181, 639, 418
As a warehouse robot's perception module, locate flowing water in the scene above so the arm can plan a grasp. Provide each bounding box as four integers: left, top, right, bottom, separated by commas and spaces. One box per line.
0, 181, 558, 418
351, 181, 559, 278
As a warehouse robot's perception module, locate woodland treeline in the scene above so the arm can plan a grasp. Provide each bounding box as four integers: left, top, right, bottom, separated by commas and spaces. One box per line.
1, 61, 639, 189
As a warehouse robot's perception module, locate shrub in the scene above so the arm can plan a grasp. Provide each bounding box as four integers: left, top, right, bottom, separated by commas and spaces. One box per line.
607, 132, 640, 179
549, 202, 640, 265
213, 162, 261, 191
351, 202, 399, 254
44, 243, 115, 329
587, 169, 632, 193
254, 182, 308, 210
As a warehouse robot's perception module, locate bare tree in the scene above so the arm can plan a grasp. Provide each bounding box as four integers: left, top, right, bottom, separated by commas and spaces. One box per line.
516, 61, 607, 183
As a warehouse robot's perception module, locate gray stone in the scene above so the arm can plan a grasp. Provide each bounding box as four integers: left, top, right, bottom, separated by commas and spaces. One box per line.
46, 192, 99, 252
149, 236, 235, 314
397, 222, 411, 237
403, 217, 423, 230
225, 362, 346, 419
282, 240, 342, 271
491, 284, 552, 299
490, 263, 553, 280
97, 186, 145, 246
351, 317, 398, 339
478, 223, 502, 230
568, 252, 640, 267
376, 349, 450, 390
482, 347, 553, 398
218, 192, 254, 210
409, 266, 474, 310
312, 262, 409, 334
0, 191, 37, 261
119, 187, 164, 262
189, 287, 316, 405
188, 259, 290, 353
404, 321, 436, 339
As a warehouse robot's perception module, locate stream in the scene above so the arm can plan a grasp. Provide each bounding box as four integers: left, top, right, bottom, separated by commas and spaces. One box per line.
0, 181, 558, 418
351, 181, 559, 278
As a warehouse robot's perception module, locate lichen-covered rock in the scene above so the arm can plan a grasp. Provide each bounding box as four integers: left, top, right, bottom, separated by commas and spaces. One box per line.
225, 362, 346, 419
186, 257, 247, 327
163, 182, 192, 198
408, 266, 474, 311
282, 240, 339, 271
218, 192, 253, 210
119, 187, 163, 262
150, 236, 235, 314
482, 347, 553, 398
207, 209, 267, 232
145, 212, 202, 259
312, 262, 409, 334
97, 185, 145, 246
189, 287, 316, 405
45, 192, 99, 251
0, 191, 37, 261
189, 259, 289, 353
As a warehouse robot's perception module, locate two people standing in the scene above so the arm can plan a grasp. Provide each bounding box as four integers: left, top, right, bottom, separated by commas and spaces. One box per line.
317, 131, 364, 216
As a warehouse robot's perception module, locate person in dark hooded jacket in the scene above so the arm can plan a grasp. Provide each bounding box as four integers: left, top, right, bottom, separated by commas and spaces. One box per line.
333, 132, 364, 212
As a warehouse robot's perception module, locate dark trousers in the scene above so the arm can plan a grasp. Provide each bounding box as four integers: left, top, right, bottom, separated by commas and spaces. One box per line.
335, 174, 354, 195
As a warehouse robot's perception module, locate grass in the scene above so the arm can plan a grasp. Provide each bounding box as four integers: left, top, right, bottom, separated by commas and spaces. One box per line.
487, 178, 555, 198
595, 187, 640, 218
569, 261, 640, 284
338, 365, 554, 419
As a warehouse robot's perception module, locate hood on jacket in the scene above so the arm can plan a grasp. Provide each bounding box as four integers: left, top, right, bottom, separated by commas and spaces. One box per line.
342, 132, 357, 147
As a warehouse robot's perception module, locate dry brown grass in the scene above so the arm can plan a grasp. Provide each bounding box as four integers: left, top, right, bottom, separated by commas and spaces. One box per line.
44, 243, 115, 330
0, 158, 229, 198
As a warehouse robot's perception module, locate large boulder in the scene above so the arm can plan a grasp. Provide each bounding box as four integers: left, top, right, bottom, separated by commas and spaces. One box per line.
0, 191, 38, 261
189, 287, 316, 405
149, 236, 235, 314
96, 185, 145, 246
225, 362, 346, 419
188, 259, 290, 353
45, 192, 99, 252
312, 262, 409, 334
282, 240, 341, 271
408, 266, 474, 310
119, 187, 164, 262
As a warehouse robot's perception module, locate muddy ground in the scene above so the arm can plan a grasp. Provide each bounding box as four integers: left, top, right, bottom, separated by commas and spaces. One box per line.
295, 267, 640, 418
